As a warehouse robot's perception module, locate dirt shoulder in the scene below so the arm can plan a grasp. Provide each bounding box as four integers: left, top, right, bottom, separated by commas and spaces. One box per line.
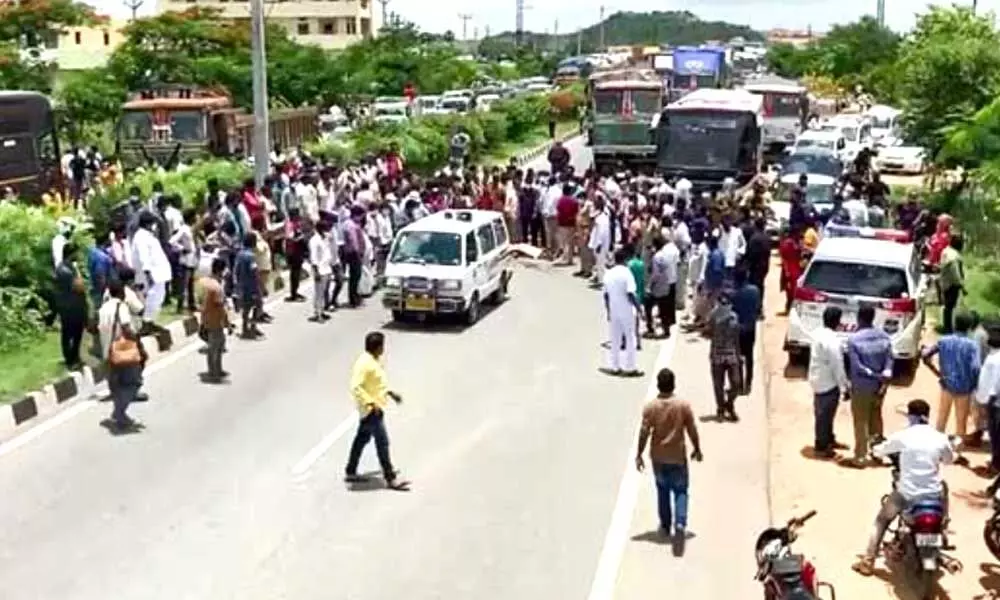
761, 261, 1000, 599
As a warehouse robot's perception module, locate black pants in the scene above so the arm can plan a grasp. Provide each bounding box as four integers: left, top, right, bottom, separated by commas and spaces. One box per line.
59, 311, 86, 367
813, 387, 840, 452
345, 409, 395, 480
710, 361, 740, 413
750, 269, 767, 306
345, 255, 362, 307
738, 328, 756, 393
174, 265, 196, 310
520, 216, 545, 247
942, 285, 960, 334
644, 287, 676, 335
287, 254, 304, 298
988, 404, 1000, 472
548, 120, 556, 138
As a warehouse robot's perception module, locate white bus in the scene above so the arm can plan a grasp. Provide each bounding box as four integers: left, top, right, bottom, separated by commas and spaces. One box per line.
656, 88, 764, 190
741, 80, 807, 152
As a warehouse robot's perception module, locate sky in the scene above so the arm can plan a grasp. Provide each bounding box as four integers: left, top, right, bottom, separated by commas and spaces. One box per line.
94, 0, 992, 37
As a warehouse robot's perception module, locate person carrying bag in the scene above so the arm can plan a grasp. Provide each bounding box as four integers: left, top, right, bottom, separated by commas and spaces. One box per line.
100, 281, 144, 433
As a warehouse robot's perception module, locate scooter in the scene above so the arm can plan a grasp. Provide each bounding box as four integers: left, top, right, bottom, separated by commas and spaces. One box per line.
984, 476, 1000, 562
881, 453, 960, 600
754, 510, 836, 600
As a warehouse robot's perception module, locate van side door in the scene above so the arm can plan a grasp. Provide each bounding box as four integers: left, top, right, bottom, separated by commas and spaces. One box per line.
464, 231, 482, 293
475, 223, 498, 292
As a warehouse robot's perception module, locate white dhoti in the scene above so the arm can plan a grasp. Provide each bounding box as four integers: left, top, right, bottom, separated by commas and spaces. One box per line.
144, 281, 166, 322
593, 247, 608, 282
676, 258, 689, 310
606, 313, 638, 372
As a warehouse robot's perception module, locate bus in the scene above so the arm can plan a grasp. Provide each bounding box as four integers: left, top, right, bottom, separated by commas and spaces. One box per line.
655, 88, 763, 191
589, 78, 663, 174
741, 80, 808, 155
0, 91, 62, 200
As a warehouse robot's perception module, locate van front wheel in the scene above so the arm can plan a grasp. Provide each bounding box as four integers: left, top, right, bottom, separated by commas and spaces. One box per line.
464, 294, 481, 325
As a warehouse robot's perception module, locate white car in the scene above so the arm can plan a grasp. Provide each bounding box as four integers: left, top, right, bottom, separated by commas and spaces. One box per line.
791, 130, 846, 157
381, 210, 513, 325
784, 224, 926, 367
875, 142, 927, 175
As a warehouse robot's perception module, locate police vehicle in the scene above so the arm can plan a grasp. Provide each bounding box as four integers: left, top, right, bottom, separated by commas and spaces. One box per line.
785, 224, 927, 368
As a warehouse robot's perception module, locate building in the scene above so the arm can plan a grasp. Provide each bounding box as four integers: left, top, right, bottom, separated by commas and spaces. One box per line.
18, 21, 127, 71
766, 28, 823, 47
155, 0, 380, 50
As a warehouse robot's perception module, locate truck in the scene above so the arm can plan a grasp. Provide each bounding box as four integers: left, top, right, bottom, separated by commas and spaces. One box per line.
669, 46, 729, 101
586, 70, 663, 174
115, 85, 318, 169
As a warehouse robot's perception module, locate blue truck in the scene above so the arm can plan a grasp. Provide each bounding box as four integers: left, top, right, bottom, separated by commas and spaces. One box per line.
669, 46, 729, 101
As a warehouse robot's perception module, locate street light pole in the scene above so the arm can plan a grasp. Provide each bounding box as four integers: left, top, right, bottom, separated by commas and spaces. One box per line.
250, 0, 270, 187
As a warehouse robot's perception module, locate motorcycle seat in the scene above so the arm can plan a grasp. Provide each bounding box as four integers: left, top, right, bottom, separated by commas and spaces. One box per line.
771, 555, 804, 576
906, 499, 944, 514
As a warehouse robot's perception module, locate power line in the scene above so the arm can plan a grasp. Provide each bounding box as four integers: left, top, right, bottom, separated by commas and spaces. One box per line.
458, 13, 473, 40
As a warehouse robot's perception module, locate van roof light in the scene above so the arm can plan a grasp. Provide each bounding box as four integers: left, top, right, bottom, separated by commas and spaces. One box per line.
824, 224, 911, 243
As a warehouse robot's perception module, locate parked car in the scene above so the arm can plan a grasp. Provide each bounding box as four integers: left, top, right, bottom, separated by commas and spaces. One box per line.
875, 141, 927, 175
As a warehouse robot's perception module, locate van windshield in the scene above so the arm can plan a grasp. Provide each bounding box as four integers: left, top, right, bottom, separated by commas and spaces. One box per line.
390, 231, 462, 266
803, 261, 908, 298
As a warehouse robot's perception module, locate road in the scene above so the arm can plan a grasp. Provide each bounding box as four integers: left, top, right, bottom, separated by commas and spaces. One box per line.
0, 138, 768, 600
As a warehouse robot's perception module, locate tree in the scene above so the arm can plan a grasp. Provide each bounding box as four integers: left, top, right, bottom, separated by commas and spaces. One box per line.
895, 6, 1000, 158
56, 67, 127, 141
0, 0, 105, 92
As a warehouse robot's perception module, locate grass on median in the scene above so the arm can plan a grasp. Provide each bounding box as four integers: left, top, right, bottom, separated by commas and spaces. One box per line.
0, 332, 73, 404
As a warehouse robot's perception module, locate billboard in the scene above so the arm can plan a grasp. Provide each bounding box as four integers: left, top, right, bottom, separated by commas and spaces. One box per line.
672, 50, 722, 76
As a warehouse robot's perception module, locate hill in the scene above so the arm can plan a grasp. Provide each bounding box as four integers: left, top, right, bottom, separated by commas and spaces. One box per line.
481, 11, 765, 53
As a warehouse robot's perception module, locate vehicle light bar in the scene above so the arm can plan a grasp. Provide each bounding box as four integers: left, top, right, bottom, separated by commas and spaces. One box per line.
824, 224, 911, 243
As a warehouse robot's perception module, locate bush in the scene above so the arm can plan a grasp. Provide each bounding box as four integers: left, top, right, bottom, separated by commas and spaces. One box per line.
0, 286, 47, 352
306, 92, 572, 173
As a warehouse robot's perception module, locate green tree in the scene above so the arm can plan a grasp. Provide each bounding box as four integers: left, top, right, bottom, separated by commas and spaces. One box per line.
56, 67, 128, 142
895, 6, 1000, 158
764, 43, 818, 79
0, 0, 104, 92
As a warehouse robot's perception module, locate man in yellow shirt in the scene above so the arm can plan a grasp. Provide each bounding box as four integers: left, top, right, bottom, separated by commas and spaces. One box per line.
345, 332, 409, 490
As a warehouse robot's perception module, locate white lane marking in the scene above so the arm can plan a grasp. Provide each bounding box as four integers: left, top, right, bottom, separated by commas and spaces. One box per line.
586, 333, 677, 600
290, 415, 357, 481
0, 294, 289, 456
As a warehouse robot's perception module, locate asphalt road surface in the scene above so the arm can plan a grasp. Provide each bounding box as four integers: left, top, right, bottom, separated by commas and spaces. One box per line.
0, 140, 768, 600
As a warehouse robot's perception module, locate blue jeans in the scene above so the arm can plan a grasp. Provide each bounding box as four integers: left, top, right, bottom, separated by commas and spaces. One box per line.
345, 409, 395, 480
653, 463, 689, 530
813, 387, 840, 451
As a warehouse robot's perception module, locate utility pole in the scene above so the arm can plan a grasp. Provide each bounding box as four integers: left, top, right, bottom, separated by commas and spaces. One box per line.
599, 5, 606, 51
250, 0, 270, 187
973, 0, 978, 14
122, 0, 143, 21
515, 0, 525, 46
876, 0, 885, 27
458, 13, 472, 40
552, 19, 557, 53
377, 0, 389, 28
576, 30, 582, 55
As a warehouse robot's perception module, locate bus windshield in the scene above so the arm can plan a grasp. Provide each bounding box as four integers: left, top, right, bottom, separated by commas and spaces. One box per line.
631, 89, 661, 113
119, 110, 204, 141
660, 112, 746, 169
762, 92, 802, 118
672, 73, 717, 90
593, 90, 622, 115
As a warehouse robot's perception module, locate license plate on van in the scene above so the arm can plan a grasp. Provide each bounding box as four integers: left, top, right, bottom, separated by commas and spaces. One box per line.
405, 295, 435, 311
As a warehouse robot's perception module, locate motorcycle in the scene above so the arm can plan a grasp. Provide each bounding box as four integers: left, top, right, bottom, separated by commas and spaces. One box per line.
881, 453, 960, 599
984, 476, 1000, 562
754, 510, 836, 600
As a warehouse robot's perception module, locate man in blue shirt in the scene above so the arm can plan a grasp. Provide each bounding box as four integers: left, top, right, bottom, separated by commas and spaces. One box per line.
922, 311, 981, 443
234, 232, 264, 340
86, 242, 115, 311
846, 305, 894, 467
731, 268, 762, 394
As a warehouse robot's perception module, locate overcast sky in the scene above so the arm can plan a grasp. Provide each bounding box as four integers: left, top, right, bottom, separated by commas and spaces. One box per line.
95, 0, 990, 36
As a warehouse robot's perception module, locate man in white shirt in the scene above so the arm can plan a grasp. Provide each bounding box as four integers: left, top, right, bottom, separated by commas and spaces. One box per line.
52, 217, 76, 268
588, 195, 612, 287
308, 220, 333, 321
976, 331, 1000, 478
671, 217, 691, 310
646, 233, 679, 338
854, 400, 954, 576
542, 179, 562, 256
809, 306, 850, 458
131, 212, 172, 329
602, 248, 643, 377
718, 216, 746, 272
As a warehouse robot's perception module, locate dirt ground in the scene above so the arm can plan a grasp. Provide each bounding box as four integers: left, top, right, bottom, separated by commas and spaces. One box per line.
761, 261, 1000, 600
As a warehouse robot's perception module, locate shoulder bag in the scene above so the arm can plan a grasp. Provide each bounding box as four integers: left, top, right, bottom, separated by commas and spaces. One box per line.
108, 301, 143, 367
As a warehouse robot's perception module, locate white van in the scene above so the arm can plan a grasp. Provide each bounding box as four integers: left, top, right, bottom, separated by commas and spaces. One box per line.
820, 115, 873, 162
381, 209, 513, 324
866, 104, 901, 144
791, 130, 846, 156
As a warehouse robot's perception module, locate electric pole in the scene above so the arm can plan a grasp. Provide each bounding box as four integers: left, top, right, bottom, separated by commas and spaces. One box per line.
973, 0, 978, 14
122, 0, 143, 21
515, 0, 525, 46
458, 13, 472, 40
576, 30, 582, 55
377, 0, 389, 28
552, 19, 557, 53
599, 5, 606, 51
250, 0, 270, 186
876, 0, 885, 27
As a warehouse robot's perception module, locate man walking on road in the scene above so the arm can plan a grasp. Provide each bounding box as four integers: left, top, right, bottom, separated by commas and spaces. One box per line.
636, 368, 703, 543
731, 269, 761, 395
845, 305, 893, 468
809, 306, 850, 458
922, 311, 981, 443
601, 248, 643, 377
345, 332, 410, 490
707, 292, 742, 421
199, 258, 230, 382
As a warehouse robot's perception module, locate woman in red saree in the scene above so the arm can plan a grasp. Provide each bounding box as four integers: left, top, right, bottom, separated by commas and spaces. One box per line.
778, 226, 803, 315
926, 213, 953, 266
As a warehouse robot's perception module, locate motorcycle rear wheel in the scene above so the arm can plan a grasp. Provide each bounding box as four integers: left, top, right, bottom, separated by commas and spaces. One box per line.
984, 513, 1000, 562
